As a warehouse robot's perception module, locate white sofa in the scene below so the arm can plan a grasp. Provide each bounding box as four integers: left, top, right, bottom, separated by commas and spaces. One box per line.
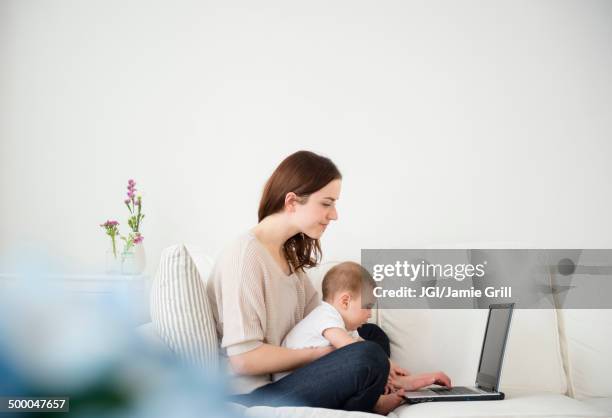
139, 245, 612, 418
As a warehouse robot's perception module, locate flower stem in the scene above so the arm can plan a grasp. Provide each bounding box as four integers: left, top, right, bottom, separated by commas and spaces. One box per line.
136, 203, 141, 232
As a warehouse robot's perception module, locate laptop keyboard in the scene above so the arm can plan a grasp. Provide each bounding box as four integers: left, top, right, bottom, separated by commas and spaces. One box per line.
431, 387, 478, 395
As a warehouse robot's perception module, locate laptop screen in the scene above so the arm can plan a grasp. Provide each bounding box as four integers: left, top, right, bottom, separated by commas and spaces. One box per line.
476, 304, 514, 391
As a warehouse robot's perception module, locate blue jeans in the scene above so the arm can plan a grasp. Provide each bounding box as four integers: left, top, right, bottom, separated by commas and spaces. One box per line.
232, 324, 390, 413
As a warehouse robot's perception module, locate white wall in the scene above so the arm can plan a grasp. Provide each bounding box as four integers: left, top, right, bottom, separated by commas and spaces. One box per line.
1, 0, 612, 277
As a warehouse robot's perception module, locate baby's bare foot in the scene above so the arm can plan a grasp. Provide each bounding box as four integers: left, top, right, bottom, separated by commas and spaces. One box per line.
373, 391, 405, 415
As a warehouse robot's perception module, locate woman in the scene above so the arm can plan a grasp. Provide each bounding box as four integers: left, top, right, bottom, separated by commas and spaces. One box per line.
207, 151, 448, 414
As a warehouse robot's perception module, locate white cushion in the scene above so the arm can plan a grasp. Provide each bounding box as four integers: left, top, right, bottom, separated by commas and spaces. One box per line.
244, 405, 379, 418
390, 393, 610, 418
558, 309, 612, 399
150, 244, 219, 370
383, 309, 487, 386
500, 309, 567, 394
183, 244, 214, 283
241, 395, 612, 418
553, 249, 612, 400
583, 397, 612, 415
381, 308, 567, 394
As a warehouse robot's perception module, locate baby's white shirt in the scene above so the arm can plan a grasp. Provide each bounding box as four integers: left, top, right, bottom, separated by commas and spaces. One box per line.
274, 302, 359, 381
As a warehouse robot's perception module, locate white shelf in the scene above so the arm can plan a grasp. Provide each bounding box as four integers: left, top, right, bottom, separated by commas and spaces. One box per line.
0, 273, 152, 324
0, 273, 148, 281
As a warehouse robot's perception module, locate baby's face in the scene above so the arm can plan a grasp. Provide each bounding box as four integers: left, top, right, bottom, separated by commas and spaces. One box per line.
344, 294, 374, 331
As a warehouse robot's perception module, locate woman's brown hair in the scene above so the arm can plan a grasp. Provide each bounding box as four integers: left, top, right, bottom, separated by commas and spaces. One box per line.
258, 150, 342, 271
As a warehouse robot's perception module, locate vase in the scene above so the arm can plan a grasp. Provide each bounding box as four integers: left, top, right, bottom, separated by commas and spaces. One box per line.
121, 250, 136, 275
105, 246, 121, 274
121, 244, 146, 275
134, 243, 146, 274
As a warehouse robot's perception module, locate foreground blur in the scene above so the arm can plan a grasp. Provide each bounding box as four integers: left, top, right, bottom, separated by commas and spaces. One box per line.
0, 264, 240, 418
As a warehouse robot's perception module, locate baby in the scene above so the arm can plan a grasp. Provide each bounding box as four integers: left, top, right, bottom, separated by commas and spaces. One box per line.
281, 261, 375, 353
278, 261, 451, 414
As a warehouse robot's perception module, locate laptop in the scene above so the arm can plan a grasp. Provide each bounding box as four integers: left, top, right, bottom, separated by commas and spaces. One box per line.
404, 303, 514, 403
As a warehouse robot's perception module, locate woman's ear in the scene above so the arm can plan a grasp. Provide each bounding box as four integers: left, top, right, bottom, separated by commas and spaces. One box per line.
284, 192, 298, 212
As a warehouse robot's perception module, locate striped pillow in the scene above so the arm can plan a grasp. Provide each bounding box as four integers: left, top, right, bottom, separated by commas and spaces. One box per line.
150, 244, 219, 370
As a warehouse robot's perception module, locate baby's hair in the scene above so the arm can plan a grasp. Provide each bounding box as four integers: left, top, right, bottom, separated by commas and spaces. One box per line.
321, 261, 376, 302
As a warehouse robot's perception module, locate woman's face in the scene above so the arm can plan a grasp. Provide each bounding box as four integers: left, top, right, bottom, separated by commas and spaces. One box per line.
292, 179, 341, 239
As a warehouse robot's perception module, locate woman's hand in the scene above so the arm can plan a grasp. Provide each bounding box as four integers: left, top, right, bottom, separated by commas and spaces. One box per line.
386, 360, 410, 394
230, 343, 335, 375
308, 345, 335, 362
428, 371, 451, 388
385, 377, 396, 395
389, 359, 410, 380
390, 371, 452, 391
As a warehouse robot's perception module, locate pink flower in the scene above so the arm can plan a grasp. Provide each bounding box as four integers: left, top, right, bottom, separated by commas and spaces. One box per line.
126, 180, 138, 205
133, 233, 144, 244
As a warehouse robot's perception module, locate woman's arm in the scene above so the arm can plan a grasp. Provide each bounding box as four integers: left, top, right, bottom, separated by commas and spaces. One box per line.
229, 343, 334, 375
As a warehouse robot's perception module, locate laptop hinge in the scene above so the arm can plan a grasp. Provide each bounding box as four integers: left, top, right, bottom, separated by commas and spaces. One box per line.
476, 383, 495, 392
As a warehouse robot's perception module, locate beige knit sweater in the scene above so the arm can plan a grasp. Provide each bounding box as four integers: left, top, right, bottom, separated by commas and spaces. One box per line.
206, 231, 321, 393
